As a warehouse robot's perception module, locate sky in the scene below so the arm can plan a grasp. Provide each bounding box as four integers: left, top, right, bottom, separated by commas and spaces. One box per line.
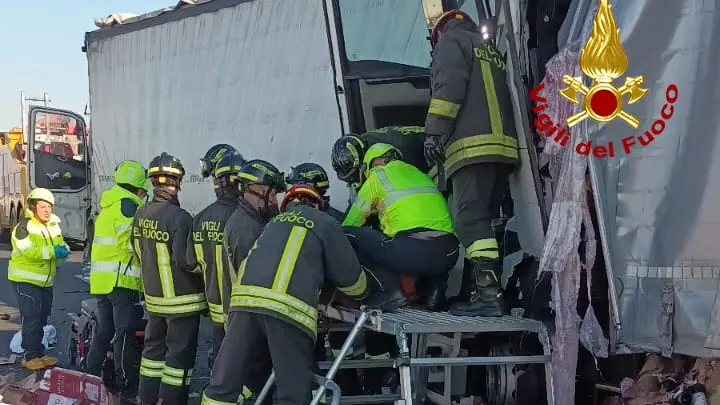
0, 0, 171, 130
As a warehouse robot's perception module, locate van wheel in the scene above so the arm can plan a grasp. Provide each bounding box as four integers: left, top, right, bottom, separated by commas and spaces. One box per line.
485, 342, 545, 405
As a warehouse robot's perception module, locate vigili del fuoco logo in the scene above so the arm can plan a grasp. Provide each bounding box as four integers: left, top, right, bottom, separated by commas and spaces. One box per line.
529, 0, 679, 158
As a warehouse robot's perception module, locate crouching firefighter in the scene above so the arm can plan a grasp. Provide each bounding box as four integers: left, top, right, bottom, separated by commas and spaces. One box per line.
342, 143, 459, 311
202, 185, 370, 405
86, 161, 150, 401
133, 153, 206, 405
286, 162, 344, 221
189, 151, 245, 369
422, 1, 518, 316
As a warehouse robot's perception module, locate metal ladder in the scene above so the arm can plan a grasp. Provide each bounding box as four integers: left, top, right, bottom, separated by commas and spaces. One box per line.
256, 306, 555, 405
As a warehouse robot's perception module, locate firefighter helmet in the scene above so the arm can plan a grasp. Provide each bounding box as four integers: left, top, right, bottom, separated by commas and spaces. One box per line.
430, 9, 473, 47
280, 184, 325, 212
114, 160, 151, 191
286, 162, 331, 196
214, 151, 247, 179
236, 159, 285, 191
200, 144, 237, 179
331, 135, 366, 183
28, 188, 55, 206
362, 143, 402, 176
148, 152, 185, 188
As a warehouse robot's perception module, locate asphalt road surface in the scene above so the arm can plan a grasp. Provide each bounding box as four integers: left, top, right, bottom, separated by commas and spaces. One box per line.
0, 247, 214, 404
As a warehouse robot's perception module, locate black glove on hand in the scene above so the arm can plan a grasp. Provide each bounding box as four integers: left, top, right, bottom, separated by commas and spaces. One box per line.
424, 135, 445, 166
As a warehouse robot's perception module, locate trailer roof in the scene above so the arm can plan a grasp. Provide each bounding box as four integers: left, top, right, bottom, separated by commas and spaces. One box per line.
85, 0, 252, 43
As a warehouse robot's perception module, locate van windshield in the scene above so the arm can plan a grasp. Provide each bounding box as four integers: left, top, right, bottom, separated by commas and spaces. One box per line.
338, 0, 480, 68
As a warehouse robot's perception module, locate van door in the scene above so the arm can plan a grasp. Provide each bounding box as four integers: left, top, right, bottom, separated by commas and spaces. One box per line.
27, 106, 91, 243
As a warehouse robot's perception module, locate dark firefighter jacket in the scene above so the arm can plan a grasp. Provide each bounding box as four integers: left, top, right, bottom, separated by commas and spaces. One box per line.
222, 198, 267, 315
425, 19, 519, 184
324, 202, 345, 223
229, 203, 368, 340
362, 126, 429, 173
188, 190, 237, 324
132, 189, 206, 316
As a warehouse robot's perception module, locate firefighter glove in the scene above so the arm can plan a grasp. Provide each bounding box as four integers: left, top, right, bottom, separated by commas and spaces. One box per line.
424, 135, 445, 166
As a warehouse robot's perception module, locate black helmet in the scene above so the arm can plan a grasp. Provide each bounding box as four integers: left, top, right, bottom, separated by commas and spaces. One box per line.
148, 152, 185, 180
237, 159, 285, 191
213, 151, 246, 179
286, 162, 330, 196
200, 144, 237, 179
331, 135, 366, 183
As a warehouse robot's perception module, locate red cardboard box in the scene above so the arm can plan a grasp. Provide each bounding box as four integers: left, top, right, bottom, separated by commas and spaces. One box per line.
36, 367, 109, 405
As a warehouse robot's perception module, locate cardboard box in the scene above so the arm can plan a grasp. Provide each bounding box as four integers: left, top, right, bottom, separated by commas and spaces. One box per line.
36, 368, 109, 405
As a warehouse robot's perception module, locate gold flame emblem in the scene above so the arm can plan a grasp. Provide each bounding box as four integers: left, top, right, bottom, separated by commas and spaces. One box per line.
560, 0, 648, 128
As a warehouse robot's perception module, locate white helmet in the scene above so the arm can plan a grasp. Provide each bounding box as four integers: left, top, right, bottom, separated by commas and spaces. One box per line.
28, 188, 55, 205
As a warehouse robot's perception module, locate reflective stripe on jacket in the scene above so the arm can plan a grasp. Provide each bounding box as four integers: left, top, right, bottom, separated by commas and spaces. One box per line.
90, 185, 144, 294
425, 19, 519, 183
132, 190, 207, 316
189, 192, 237, 324
8, 210, 66, 287
342, 160, 454, 237
230, 204, 368, 340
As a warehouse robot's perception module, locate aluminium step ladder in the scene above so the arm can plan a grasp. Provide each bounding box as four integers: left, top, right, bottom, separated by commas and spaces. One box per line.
255, 306, 555, 405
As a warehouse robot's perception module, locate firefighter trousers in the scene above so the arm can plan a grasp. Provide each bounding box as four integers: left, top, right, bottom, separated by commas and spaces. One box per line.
209, 322, 225, 370
138, 313, 201, 405
12, 282, 52, 360
86, 288, 142, 396
449, 163, 512, 260
202, 311, 312, 405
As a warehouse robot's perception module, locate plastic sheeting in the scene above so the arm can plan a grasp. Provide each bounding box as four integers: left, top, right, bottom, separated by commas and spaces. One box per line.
85, 0, 347, 215
555, 0, 720, 357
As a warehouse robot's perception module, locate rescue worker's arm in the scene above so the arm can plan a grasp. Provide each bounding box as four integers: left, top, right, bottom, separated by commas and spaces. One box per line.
425, 36, 470, 138
320, 220, 369, 301
172, 212, 200, 273
341, 172, 381, 228
116, 199, 139, 254
11, 221, 54, 261
223, 224, 260, 271
186, 219, 201, 274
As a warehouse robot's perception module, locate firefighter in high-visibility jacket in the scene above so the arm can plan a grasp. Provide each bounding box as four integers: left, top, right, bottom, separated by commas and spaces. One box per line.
286, 162, 344, 221
202, 185, 369, 405
133, 153, 205, 405
85, 161, 150, 401
188, 151, 245, 368
423, 7, 518, 317
342, 143, 459, 311
8, 188, 70, 371
331, 126, 429, 190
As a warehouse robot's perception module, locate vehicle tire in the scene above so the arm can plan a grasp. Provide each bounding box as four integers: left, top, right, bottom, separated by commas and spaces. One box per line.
485, 342, 545, 405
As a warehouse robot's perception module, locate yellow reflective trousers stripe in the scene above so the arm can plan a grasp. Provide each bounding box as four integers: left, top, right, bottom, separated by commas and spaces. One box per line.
140, 357, 164, 378
466, 238, 499, 259
161, 365, 192, 387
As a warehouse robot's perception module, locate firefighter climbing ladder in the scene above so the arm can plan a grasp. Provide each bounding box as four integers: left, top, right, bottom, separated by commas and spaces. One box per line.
255, 306, 555, 405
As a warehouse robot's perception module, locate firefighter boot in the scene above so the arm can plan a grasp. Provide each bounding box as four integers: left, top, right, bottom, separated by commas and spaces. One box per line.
420, 274, 449, 312
447, 259, 473, 305
449, 258, 506, 317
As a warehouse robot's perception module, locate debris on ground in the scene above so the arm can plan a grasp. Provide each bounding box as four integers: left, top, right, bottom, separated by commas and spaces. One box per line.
0, 367, 112, 405
0, 355, 17, 366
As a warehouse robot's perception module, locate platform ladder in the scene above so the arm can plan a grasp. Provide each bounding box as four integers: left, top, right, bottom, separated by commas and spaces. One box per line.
255, 306, 555, 405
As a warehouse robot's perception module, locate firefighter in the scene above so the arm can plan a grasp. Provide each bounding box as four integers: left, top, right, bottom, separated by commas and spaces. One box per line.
202, 184, 370, 405
286, 162, 344, 221
331, 126, 429, 190
423, 5, 518, 316
188, 151, 245, 369
7, 188, 70, 371
86, 160, 150, 401
133, 153, 205, 405
343, 143, 459, 311
219, 159, 286, 397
